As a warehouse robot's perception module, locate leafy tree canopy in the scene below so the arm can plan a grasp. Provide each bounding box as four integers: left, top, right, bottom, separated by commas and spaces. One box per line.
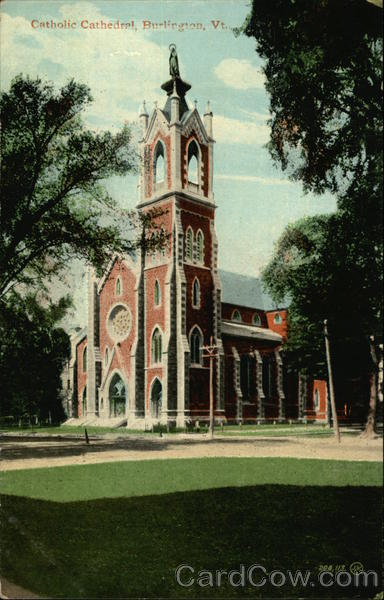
0, 75, 164, 301
0, 292, 71, 422
242, 0, 382, 195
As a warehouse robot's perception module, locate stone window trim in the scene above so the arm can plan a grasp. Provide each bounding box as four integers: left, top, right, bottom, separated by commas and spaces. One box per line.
186, 138, 201, 190
252, 312, 262, 327
185, 226, 194, 262
115, 276, 122, 296
195, 229, 204, 265
151, 326, 163, 365
153, 139, 167, 186
192, 277, 201, 309
273, 312, 283, 324
189, 325, 203, 366
231, 309, 242, 322
154, 279, 161, 307
313, 388, 320, 411
106, 302, 132, 343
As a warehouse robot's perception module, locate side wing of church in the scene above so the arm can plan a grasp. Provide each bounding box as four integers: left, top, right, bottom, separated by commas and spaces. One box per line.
64, 55, 328, 428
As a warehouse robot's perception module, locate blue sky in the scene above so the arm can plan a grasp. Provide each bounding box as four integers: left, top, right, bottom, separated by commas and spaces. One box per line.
1, 0, 337, 327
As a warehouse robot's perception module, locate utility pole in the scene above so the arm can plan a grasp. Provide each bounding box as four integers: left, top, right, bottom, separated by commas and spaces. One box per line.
324, 319, 340, 443
203, 336, 218, 439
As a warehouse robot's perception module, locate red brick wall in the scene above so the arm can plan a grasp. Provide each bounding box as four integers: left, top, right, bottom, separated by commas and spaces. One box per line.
306, 379, 328, 421
76, 337, 88, 417
266, 309, 288, 340
142, 199, 174, 262
221, 303, 267, 327
222, 337, 280, 421
99, 258, 137, 383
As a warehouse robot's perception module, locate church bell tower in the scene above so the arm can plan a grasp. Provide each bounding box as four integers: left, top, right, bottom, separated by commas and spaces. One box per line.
135, 45, 224, 427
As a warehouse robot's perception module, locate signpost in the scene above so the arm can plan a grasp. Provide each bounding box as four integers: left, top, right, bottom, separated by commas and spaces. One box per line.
203, 336, 218, 439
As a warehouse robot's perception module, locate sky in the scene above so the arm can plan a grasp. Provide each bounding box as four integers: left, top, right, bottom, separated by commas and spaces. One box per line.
1, 0, 337, 328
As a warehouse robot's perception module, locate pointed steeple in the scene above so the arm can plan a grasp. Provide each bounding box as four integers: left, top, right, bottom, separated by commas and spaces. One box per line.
204, 101, 213, 138
139, 100, 148, 135
170, 80, 180, 123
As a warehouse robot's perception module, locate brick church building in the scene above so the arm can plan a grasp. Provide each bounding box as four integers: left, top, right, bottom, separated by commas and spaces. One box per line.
64, 53, 328, 428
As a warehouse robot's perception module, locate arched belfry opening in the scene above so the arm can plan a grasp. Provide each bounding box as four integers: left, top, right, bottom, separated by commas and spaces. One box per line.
154, 141, 165, 183
187, 140, 199, 184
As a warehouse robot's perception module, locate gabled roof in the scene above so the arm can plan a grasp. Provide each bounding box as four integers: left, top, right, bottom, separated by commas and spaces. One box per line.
219, 269, 287, 311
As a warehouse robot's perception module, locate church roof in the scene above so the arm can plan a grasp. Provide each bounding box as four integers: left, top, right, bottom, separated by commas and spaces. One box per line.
219, 269, 287, 311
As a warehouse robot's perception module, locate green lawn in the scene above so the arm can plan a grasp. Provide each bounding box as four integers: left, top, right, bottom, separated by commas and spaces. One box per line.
1, 458, 382, 598
1, 457, 381, 502
0, 422, 359, 438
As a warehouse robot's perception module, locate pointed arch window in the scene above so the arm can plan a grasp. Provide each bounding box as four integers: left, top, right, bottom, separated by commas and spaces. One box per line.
192, 278, 200, 308
82, 346, 87, 372
154, 280, 161, 306
274, 313, 282, 324
187, 140, 199, 184
232, 310, 242, 322
151, 328, 163, 364
185, 227, 193, 261
115, 277, 122, 296
313, 388, 320, 411
154, 141, 165, 183
253, 313, 261, 326
240, 354, 255, 402
190, 327, 202, 365
196, 230, 204, 264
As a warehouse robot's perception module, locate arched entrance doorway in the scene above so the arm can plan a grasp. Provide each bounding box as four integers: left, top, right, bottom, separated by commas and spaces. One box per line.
151, 378, 162, 419
109, 373, 127, 417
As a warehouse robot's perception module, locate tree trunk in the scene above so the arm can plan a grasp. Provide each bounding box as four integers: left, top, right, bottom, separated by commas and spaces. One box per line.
361, 336, 378, 439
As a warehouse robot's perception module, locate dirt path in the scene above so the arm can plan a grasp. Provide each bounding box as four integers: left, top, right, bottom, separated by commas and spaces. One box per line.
1, 433, 382, 471
0, 577, 43, 599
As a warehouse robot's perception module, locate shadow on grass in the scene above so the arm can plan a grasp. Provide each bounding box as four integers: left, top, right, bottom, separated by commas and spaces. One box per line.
1, 485, 381, 599
0, 434, 299, 463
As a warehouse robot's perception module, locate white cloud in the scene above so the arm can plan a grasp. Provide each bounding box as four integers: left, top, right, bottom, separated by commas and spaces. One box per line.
214, 114, 270, 145
0, 6, 169, 131
215, 174, 292, 186
215, 59, 266, 90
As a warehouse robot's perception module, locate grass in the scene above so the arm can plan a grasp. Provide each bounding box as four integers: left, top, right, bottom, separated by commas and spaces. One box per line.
1, 483, 381, 598
0, 422, 360, 438
1, 457, 382, 502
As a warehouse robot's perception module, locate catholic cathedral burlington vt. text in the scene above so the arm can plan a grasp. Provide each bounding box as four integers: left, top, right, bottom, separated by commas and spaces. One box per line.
64, 49, 327, 428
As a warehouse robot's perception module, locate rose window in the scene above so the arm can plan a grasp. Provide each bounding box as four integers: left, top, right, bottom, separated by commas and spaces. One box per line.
108, 305, 131, 342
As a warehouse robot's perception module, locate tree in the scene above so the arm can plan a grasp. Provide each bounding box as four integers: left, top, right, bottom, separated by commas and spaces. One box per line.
242, 0, 383, 435
241, 0, 382, 195
0, 292, 71, 423
0, 75, 164, 300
